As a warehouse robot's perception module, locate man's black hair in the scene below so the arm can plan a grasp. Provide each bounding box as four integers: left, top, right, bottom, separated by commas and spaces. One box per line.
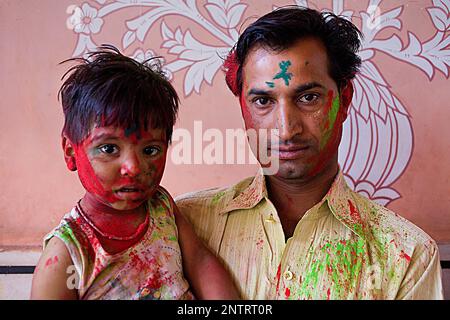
59, 44, 179, 144
224, 6, 362, 96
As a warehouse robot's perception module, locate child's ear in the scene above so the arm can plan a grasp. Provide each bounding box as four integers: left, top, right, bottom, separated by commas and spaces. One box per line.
62, 136, 77, 171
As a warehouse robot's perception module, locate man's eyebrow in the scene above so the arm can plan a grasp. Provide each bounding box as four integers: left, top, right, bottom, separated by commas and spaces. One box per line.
247, 88, 273, 96
247, 82, 325, 96
293, 82, 325, 94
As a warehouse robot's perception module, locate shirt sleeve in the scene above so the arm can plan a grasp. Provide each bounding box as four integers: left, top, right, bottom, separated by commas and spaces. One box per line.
396, 241, 444, 300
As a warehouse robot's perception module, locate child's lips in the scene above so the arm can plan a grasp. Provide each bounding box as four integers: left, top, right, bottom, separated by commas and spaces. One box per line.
114, 185, 146, 199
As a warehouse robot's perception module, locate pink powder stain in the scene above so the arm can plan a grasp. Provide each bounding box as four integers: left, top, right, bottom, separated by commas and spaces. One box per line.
285, 287, 291, 298
326, 265, 333, 274
45, 255, 59, 267
348, 200, 362, 222
327, 288, 331, 300
400, 250, 411, 262
256, 239, 264, 249
275, 264, 282, 296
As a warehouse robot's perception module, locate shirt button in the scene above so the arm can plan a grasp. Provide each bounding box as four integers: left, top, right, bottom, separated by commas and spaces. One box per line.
265, 214, 276, 223
283, 267, 294, 281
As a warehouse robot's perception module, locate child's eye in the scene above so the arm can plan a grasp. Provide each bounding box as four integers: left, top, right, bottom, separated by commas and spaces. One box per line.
98, 144, 118, 155
143, 146, 161, 157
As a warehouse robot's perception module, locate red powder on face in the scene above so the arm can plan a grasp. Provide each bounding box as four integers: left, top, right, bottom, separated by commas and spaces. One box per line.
308, 90, 346, 177
239, 91, 254, 129
224, 51, 240, 96
322, 90, 335, 130
74, 143, 118, 204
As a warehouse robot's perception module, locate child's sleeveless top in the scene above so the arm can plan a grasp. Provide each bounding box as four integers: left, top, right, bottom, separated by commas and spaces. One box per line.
44, 186, 194, 300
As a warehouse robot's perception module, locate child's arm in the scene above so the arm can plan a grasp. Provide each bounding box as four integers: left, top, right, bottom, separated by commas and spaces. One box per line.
30, 237, 78, 300
174, 205, 240, 300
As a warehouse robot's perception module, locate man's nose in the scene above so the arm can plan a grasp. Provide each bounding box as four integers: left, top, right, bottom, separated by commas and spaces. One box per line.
120, 150, 141, 177
276, 100, 303, 142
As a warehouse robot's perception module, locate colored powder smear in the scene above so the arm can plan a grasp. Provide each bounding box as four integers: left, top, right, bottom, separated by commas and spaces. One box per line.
265, 81, 275, 88
273, 60, 293, 86
288, 238, 366, 299
320, 94, 340, 150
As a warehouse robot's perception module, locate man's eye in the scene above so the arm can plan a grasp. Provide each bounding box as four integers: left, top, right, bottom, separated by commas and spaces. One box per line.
98, 144, 118, 154
253, 97, 271, 107
298, 93, 319, 104
144, 146, 161, 156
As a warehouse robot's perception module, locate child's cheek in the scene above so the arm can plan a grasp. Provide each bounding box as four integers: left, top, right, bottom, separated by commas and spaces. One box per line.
73, 144, 118, 203
145, 153, 167, 189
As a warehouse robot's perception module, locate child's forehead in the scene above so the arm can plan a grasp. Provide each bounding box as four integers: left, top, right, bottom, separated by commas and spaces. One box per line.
85, 125, 166, 143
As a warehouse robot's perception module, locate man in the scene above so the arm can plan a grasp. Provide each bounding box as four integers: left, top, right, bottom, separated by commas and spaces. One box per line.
175, 6, 443, 299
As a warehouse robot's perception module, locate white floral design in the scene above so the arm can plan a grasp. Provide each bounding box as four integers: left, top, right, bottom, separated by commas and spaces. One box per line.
67, 3, 104, 34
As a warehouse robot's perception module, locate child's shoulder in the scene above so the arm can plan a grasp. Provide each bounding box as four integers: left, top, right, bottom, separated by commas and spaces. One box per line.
43, 206, 94, 258
149, 185, 177, 216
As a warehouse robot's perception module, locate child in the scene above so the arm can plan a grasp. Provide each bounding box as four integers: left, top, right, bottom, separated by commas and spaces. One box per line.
31, 45, 239, 300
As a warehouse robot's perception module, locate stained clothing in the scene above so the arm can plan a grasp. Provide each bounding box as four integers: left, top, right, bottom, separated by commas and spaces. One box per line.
175, 169, 443, 300
44, 187, 193, 300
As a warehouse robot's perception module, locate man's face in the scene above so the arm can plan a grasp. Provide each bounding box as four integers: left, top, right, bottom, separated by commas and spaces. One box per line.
64, 125, 168, 210
240, 37, 351, 180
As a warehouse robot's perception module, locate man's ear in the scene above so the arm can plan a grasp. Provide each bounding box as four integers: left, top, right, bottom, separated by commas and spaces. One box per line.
340, 81, 354, 119
62, 136, 77, 171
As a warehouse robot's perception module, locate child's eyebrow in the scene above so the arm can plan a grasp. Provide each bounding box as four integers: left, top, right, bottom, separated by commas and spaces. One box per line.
90, 133, 119, 143
141, 138, 167, 144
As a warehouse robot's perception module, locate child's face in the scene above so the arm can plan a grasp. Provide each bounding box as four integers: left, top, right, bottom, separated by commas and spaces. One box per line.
66, 125, 168, 210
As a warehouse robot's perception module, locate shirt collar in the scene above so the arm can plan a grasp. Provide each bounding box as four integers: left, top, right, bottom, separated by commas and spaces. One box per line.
220, 167, 368, 239
219, 167, 267, 214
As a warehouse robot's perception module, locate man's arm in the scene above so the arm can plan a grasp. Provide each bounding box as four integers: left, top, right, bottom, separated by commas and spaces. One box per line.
174, 205, 240, 300
30, 237, 78, 300
396, 241, 444, 300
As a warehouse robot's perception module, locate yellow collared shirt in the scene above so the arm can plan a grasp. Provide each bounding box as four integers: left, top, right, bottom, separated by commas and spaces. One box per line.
175, 169, 443, 300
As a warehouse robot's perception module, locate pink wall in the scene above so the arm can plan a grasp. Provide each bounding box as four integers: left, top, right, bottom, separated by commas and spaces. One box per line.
1, 0, 449, 247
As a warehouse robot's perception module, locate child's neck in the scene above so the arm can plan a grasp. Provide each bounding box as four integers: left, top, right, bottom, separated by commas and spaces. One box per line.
78, 193, 149, 254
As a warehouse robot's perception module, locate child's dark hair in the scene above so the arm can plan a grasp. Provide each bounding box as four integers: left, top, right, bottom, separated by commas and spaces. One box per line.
59, 45, 179, 144
224, 6, 362, 96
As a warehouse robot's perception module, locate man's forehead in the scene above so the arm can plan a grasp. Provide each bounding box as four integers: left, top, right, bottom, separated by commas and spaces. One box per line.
242, 38, 332, 90
244, 38, 328, 68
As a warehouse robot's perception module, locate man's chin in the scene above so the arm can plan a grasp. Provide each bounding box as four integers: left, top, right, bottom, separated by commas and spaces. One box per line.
272, 162, 312, 180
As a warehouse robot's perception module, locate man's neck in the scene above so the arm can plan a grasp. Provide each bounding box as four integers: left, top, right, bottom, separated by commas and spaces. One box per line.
265, 162, 339, 239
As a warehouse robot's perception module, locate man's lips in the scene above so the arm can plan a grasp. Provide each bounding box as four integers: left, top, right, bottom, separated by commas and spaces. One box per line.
269, 145, 311, 160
